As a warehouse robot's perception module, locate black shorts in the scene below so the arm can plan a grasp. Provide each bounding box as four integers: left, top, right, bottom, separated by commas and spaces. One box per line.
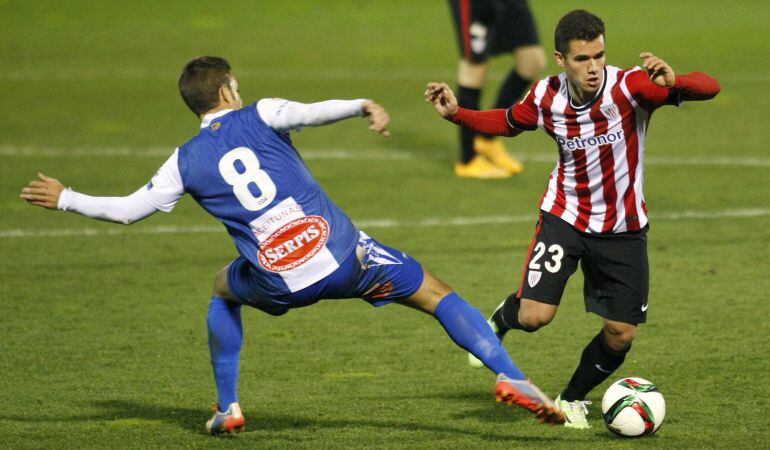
449, 0, 540, 62
516, 211, 650, 324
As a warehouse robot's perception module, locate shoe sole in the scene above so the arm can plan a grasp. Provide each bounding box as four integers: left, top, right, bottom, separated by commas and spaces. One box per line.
495, 381, 566, 425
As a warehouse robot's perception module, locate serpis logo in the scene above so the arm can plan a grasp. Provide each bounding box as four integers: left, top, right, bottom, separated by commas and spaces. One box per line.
556, 129, 625, 151
258, 216, 329, 272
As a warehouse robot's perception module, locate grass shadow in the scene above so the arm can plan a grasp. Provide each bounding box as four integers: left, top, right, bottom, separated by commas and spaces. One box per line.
5, 399, 561, 443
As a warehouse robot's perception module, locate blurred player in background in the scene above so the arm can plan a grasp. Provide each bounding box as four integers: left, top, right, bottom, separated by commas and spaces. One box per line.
427, 10, 719, 428
21, 56, 564, 434
448, 0, 545, 178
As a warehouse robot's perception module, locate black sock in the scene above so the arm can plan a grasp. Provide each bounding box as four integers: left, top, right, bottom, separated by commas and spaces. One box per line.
494, 70, 531, 109
457, 85, 481, 163
561, 331, 630, 401
491, 293, 537, 334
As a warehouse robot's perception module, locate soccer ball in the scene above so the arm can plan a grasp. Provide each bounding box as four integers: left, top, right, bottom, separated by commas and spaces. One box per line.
601, 377, 665, 437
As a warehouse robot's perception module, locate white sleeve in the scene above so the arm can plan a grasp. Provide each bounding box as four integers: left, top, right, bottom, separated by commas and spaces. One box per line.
256, 98, 368, 132
56, 150, 184, 225
138, 149, 184, 212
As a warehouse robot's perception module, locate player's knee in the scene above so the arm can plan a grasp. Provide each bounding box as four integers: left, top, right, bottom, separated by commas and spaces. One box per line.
513, 46, 546, 80
211, 266, 231, 298
400, 269, 452, 314
603, 323, 637, 351
458, 60, 489, 88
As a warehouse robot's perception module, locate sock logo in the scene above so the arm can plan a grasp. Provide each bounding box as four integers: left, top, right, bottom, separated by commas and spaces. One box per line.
528, 270, 542, 288
595, 364, 612, 374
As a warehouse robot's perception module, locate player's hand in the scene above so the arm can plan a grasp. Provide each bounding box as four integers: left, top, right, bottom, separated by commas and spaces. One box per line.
20, 172, 65, 209
424, 82, 458, 118
639, 52, 676, 88
362, 101, 391, 137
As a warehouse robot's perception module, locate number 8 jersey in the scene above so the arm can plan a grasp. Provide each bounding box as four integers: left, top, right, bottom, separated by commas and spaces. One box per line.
139, 101, 360, 297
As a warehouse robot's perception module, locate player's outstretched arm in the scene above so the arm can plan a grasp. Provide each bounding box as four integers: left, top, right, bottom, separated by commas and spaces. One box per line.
638, 52, 720, 102
257, 98, 390, 136
424, 82, 522, 137
20, 172, 161, 225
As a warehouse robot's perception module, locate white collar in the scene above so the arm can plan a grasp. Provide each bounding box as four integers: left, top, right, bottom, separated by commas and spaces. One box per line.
200, 109, 234, 129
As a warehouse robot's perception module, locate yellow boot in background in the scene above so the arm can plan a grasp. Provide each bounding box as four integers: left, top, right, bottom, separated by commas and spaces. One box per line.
474, 136, 524, 175
455, 155, 511, 179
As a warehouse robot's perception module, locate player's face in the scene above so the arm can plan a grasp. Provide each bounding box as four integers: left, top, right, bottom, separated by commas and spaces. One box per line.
556, 36, 606, 101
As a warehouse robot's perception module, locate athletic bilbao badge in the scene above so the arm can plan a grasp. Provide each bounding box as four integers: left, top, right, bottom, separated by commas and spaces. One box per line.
601, 105, 619, 120
528, 270, 542, 288
258, 216, 329, 272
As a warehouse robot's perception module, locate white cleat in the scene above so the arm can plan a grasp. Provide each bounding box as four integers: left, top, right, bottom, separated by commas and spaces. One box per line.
555, 395, 592, 429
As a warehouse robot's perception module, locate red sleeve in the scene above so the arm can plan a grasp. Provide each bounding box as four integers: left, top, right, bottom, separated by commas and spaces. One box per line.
626, 70, 721, 110
625, 70, 674, 110
673, 72, 721, 101
447, 108, 521, 137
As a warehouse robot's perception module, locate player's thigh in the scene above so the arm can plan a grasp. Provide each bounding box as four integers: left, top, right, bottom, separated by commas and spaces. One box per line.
582, 232, 649, 325
353, 231, 426, 308
519, 297, 558, 328
488, 0, 540, 56
225, 256, 291, 316
517, 212, 582, 306
449, 0, 495, 63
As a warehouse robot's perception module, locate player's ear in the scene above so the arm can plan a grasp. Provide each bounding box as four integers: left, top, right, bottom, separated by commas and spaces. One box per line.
554, 51, 566, 68
219, 83, 234, 104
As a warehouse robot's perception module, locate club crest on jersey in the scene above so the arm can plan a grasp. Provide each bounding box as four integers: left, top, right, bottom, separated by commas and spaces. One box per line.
258, 216, 329, 272
601, 105, 620, 119
528, 270, 542, 288
556, 129, 625, 151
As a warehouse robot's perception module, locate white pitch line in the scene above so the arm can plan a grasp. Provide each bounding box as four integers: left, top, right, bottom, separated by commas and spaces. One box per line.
2, 208, 769, 239
3, 146, 770, 167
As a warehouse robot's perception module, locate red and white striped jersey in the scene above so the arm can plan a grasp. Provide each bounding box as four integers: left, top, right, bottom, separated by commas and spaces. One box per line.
507, 65, 679, 234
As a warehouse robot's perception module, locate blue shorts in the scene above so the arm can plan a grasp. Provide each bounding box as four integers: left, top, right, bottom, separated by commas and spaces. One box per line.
227, 231, 425, 316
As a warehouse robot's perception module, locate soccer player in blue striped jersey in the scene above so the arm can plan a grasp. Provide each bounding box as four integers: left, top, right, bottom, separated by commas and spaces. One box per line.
20, 56, 564, 433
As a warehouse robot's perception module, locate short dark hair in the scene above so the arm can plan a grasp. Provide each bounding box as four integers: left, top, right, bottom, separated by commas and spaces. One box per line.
178, 56, 232, 116
554, 10, 605, 55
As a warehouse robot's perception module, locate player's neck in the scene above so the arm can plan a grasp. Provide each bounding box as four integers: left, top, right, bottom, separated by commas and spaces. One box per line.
567, 73, 604, 107
568, 83, 596, 107
199, 104, 239, 121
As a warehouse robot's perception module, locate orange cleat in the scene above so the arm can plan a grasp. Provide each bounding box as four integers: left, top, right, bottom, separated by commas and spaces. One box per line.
494, 374, 565, 425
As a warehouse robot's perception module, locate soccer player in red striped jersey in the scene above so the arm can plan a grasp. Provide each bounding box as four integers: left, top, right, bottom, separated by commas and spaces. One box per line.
425, 9, 719, 429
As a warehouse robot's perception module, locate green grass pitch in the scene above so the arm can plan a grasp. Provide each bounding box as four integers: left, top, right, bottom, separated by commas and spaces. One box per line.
1, 0, 769, 448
